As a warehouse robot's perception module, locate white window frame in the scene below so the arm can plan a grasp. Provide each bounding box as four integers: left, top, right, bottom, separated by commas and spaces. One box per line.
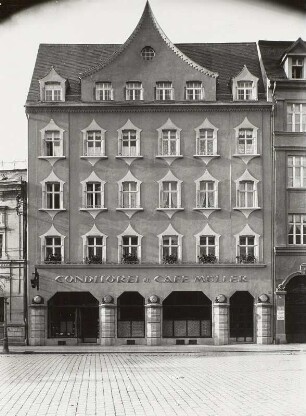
233, 117, 259, 164
117, 120, 142, 165
95, 82, 113, 101
156, 119, 182, 165
39, 66, 66, 102
232, 65, 258, 101
234, 224, 260, 264
194, 119, 219, 164
155, 82, 174, 101
82, 225, 107, 263
117, 225, 142, 264
157, 224, 182, 264
81, 120, 107, 165
116, 172, 143, 218
125, 82, 143, 101
194, 224, 220, 263
234, 170, 260, 218
194, 170, 220, 218
80, 172, 106, 218
288, 155, 306, 188
45, 82, 62, 102
40, 171, 65, 219
39, 119, 65, 164
157, 171, 183, 218
287, 103, 306, 132
40, 225, 65, 264
288, 214, 306, 245
291, 57, 305, 79
185, 81, 204, 101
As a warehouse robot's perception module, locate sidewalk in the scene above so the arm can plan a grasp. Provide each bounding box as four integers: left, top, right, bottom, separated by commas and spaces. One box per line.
5, 343, 306, 354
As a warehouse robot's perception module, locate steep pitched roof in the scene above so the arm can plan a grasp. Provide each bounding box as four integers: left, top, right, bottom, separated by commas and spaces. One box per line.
81, 2, 217, 79
258, 39, 306, 80
27, 41, 265, 103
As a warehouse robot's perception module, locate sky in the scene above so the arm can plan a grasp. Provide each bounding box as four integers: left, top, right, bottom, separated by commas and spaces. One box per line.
0, 0, 305, 163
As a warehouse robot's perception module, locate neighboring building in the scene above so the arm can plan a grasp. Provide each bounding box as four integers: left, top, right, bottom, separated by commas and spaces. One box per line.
0, 164, 27, 345
26, 3, 273, 347
259, 38, 306, 343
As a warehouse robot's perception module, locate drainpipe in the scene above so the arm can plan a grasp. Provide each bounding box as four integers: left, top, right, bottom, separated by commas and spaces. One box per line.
271, 80, 277, 343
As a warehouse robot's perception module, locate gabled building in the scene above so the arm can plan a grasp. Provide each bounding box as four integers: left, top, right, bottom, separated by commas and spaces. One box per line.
0, 165, 27, 345
26, 3, 273, 347
259, 38, 306, 343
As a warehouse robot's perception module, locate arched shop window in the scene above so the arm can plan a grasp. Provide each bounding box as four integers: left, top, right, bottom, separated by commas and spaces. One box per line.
48, 292, 99, 342
117, 292, 145, 338
285, 275, 306, 343
163, 291, 212, 338
230, 291, 254, 342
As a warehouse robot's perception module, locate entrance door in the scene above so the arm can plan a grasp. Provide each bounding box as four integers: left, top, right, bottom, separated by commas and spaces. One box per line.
79, 307, 99, 343
230, 291, 254, 342
286, 275, 306, 343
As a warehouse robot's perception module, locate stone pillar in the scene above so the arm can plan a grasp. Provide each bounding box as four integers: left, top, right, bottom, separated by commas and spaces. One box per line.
256, 294, 273, 344
100, 296, 116, 346
275, 289, 287, 344
145, 295, 162, 346
29, 303, 47, 346
213, 295, 229, 345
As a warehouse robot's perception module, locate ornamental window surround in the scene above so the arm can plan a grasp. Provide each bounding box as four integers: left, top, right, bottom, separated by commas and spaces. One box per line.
195, 224, 220, 264
156, 119, 182, 165
288, 156, 306, 188
155, 82, 174, 101
117, 172, 143, 218
232, 65, 258, 101
288, 214, 306, 245
81, 120, 107, 163
80, 172, 106, 218
39, 119, 65, 164
194, 119, 219, 164
117, 120, 142, 165
234, 170, 260, 217
158, 224, 182, 264
185, 81, 204, 101
126, 82, 143, 101
40, 225, 65, 264
287, 103, 306, 132
234, 117, 259, 163
81, 225, 107, 263
194, 171, 220, 218
117, 225, 142, 264
39, 66, 66, 102
157, 171, 183, 218
40, 172, 65, 218
95, 82, 113, 101
235, 224, 260, 264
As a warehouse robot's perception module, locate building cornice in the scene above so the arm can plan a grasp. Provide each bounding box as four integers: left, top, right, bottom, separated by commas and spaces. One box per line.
25, 101, 272, 114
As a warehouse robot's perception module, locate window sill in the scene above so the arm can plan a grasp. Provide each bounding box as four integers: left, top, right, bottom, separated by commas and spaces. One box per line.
233, 153, 260, 164
156, 155, 183, 166
80, 208, 107, 218
287, 187, 306, 191
116, 207, 143, 218
115, 155, 143, 166
38, 156, 66, 166
193, 154, 220, 165
193, 207, 221, 218
156, 207, 184, 218
80, 155, 108, 166
39, 208, 66, 219
233, 206, 260, 218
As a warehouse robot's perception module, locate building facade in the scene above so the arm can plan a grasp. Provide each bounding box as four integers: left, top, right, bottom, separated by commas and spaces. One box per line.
0, 165, 27, 345
259, 38, 306, 343
26, 3, 273, 346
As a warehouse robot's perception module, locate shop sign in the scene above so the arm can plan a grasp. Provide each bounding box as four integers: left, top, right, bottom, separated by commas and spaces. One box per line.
277, 306, 285, 320
54, 274, 248, 284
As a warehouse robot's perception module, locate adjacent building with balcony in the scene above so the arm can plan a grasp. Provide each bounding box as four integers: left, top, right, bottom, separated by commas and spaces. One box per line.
26, 3, 273, 346
0, 164, 27, 345
259, 38, 306, 343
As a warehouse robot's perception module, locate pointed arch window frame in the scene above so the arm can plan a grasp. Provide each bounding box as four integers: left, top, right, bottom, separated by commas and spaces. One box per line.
116, 171, 143, 218
194, 224, 220, 263
193, 170, 220, 218
234, 224, 260, 264
40, 171, 66, 219
233, 117, 260, 164
157, 224, 183, 265
156, 119, 183, 165
234, 170, 260, 218
116, 119, 143, 165
232, 65, 259, 101
156, 171, 184, 218
39, 119, 66, 166
80, 172, 107, 218
39, 66, 66, 102
81, 224, 107, 264
40, 225, 65, 264
194, 118, 220, 164
117, 225, 143, 264
80, 120, 107, 166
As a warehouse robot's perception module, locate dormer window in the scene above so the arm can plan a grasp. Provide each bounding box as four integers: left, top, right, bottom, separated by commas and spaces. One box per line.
45, 82, 62, 101
126, 82, 143, 101
292, 57, 304, 79
232, 66, 258, 101
185, 81, 204, 101
95, 82, 113, 101
156, 82, 173, 101
237, 81, 253, 101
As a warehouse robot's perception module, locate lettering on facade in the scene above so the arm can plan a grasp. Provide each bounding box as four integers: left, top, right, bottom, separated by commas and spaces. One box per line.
54, 274, 248, 284
277, 306, 285, 320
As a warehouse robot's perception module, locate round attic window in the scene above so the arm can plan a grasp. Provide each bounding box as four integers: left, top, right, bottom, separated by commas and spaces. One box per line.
141, 46, 155, 61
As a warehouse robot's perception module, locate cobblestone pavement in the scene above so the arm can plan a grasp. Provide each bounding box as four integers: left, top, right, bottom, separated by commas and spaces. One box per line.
0, 352, 305, 416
